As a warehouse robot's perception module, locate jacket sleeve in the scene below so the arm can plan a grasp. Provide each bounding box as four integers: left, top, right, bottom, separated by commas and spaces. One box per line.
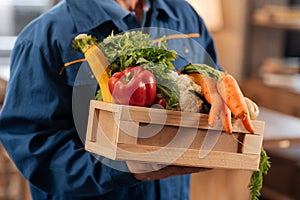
200, 20, 222, 71
0, 39, 139, 196
185, 0, 222, 71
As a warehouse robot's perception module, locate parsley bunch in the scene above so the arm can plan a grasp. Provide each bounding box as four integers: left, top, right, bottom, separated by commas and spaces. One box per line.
99, 31, 180, 110
248, 148, 271, 200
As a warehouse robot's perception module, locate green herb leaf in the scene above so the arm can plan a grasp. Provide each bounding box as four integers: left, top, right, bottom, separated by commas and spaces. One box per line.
95, 89, 103, 101
73, 31, 181, 109
248, 148, 271, 200
98, 31, 180, 109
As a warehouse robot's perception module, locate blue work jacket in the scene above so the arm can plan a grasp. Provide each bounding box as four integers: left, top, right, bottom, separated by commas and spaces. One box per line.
0, 0, 219, 199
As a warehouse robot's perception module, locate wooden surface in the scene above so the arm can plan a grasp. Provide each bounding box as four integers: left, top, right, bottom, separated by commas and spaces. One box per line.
258, 107, 300, 141
190, 169, 252, 200
190, 106, 300, 200
0, 145, 32, 200
0, 78, 7, 106
0, 80, 32, 200
242, 78, 300, 118
252, 18, 300, 31
258, 107, 300, 200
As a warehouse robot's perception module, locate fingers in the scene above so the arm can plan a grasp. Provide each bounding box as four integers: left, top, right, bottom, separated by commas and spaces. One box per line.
126, 161, 166, 173
132, 165, 211, 181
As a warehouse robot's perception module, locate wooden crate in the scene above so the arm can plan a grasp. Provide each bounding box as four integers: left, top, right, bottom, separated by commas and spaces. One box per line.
85, 100, 265, 171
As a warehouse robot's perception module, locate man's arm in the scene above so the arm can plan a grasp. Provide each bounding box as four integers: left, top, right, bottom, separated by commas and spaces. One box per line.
0, 40, 139, 196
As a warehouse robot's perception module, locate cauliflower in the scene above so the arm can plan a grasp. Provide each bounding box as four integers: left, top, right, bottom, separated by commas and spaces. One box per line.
169, 71, 203, 113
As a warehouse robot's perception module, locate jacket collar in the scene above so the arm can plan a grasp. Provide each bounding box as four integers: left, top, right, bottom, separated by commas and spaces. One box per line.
152, 0, 178, 21
66, 0, 179, 32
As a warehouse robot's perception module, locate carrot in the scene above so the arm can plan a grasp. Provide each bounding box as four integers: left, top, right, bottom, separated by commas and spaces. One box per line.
217, 74, 254, 133
199, 76, 223, 127
189, 74, 231, 133
216, 74, 247, 119
222, 104, 232, 134
241, 114, 255, 133
187, 73, 203, 86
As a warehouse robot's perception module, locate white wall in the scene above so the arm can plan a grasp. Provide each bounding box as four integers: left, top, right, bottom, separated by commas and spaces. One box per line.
0, 2, 14, 35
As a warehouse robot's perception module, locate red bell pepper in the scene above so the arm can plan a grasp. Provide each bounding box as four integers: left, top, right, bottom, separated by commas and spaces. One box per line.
108, 66, 157, 107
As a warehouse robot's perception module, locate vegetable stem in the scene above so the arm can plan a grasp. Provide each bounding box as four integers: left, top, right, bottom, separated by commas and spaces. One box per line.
72, 34, 100, 53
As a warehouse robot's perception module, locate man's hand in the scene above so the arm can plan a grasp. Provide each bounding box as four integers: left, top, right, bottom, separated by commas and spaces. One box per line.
131, 165, 210, 181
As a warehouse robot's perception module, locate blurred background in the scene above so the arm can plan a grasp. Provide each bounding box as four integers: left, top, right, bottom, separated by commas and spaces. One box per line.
0, 0, 299, 199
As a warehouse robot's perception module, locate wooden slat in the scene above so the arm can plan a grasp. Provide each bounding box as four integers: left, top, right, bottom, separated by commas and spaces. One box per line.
242, 134, 264, 155
85, 141, 117, 160
117, 120, 139, 144
116, 144, 260, 171
98, 109, 118, 144
136, 124, 240, 153
86, 103, 97, 142
90, 100, 265, 135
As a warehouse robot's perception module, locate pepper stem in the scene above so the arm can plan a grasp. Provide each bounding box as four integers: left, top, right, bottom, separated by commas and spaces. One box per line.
123, 72, 132, 84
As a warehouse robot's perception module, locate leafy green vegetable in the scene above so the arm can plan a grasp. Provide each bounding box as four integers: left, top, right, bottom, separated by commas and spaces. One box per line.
73, 31, 180, 109
248, 148, 271, 200
156, 79, 179, 110
95, 89, 103, 101
98, 31, 180, 110
99, 31, 177, 74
